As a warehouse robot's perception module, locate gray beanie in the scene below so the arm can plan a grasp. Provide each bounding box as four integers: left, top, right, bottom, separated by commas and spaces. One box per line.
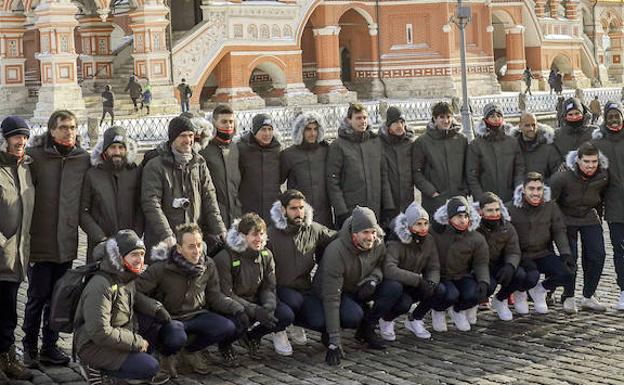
115, 230, 145, 257
351, 206, 379, 233
483, 102, 503, 119
447, 196, 470, 219
102, 126, 128, 151
252, 113, 273, 135
404, 202, 429, 227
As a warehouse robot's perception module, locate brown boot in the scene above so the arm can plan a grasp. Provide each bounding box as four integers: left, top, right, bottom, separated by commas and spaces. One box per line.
182, 350, 211, 375
1, 346, 33, 381
158, 353, 178, 378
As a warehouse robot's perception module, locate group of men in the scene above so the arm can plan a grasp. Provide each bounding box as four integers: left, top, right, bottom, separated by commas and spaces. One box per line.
1, 94, 624, 384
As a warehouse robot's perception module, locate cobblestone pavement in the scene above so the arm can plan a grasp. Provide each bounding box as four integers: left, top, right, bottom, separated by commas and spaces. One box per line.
9, 226, 624, 385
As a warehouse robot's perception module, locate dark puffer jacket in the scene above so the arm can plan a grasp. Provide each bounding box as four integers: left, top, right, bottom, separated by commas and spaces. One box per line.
553, 115, 595, 160
510, 123, 561, 181
475, 199, 521, 268
592, 126, 624, 223
379, 124, 416, 215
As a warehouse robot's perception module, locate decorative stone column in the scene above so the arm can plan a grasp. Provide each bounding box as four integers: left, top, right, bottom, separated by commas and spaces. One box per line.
499, 25, 526, 91
607, 28, 624, 83
312, 26, 356, 104
367, 24, 385, 99
535, 0, 546, 18
593, 24, 609, 83
78, 16, 114, 81
32, 1, 86, 123
549, 0, 559, 18
564, 0, 578, 20
0, 12, 29, 116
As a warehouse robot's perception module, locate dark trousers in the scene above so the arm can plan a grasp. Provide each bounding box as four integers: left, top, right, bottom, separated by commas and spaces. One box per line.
0, 281, 20, 353
534, 254, 574, 292
487, 264, 540, 300
608, 222, 624, 290
181, 100, 190, 113
246, 302, 294, 340
429, 276, 478, 311
381, 280, 441, 321
277, 286, 320, 329
22, 261, 72, 350
106, 352, 159, 380
564, 224, 606, 298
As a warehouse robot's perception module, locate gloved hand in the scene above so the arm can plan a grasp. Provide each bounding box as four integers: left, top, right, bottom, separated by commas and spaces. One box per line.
235, 311, 250, 330
325, 344, 343, 366
520, 257, 537, 272
495, 263, 515, 287
254, 307, 278, 329
154, 306, 172, 324
561, 253, 577, 274
356, 280, 377, 301
420, 280, 438, 298
336, 213, 350, 230
205, 233, 224, 258
476, 281, 489, 301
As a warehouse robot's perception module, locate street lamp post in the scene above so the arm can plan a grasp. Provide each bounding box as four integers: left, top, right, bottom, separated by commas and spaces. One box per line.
451, 0, 474, 140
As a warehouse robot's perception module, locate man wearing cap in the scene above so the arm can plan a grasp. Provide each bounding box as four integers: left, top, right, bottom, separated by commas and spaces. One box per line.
313, 206, 402, 366
142, 115, 226, 255
0, 117, 35, 381
23, 110, 90, 367
379, 106, 416, 227
554, 97, 595, 160
466, 102, 525, 202
199, 104, 242, 228
238, 113, 282, 222
327, 103, 393, 229
510, 112, 560, 182
592, 101, 624, 310
80, 126, 143, 262
413, 101, 468, 216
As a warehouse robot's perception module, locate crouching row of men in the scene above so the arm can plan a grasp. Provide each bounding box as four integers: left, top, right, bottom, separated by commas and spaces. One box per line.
78, 178, 573, 383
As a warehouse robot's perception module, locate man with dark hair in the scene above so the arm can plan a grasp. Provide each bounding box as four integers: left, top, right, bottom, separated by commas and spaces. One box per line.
506, 172, 574, 314
511, 112, 560, 181
466, 102, 525, 202
80, 126, 143, 262
100, 84, 114, 126
281, 112, 332, 227
266, 189, 335, 353
177, 78, 192, 113
550, 142, 609, 312
413, 101, 468, 215
125, 75, 142, 113
327, 103, 393, 229
199, 105, 242, 228
214, 213, 294, 359
142, 115, 226, 255
554, 97, 595, 159
23, 110, 90, 367
238, 113, 282, 223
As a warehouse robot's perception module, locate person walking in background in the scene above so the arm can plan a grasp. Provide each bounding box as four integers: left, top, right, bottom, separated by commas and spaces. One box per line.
177, 79, 193, 113
590, 96, 602, 125
100, 84, 114, 127
141, 82, 152, 115
523, 67, 533, 96
125, 75, 142, 113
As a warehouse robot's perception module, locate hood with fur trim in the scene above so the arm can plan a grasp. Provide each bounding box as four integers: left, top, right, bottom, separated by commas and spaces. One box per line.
564, 149, 609, 171
90, 136, 139, 167
510, 123, 555, 145
474, 198, 511, 227
28, 132, 84, 149
392, 213, 416, 244
226, 219, 268, 253
269, 200, 314, 230
291, 112, 325, 145
593, 126, 624, 142
149, 239, 208, 263
433, 198, 481, 231
475, 120, 514, 139
512, 184, 552, 208
191, 116, 214, 152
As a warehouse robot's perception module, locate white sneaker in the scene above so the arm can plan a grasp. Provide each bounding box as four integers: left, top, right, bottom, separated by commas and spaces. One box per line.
288, 326, 307, 345
580, 296, 607, 312
378, 319, 396, 341
562, 297, 578, 314
491, 297, 513, 321
431, 310, 447, 332
404, 319, 431, 339
513, 291, 529, 315
617, 291, 624, 311
448, 309, 471, 331
272, 331, 293, 356
465, 306, 478, 325
528, 282, 549, 314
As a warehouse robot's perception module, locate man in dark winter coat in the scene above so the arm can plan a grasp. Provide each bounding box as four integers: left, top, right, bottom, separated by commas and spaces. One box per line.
125, 75, 142, 113
511, 112, 561, 181
554, 97, 595, 160
466, 103, 525, 202
100, 84, 114, 126
313, 206, 402, 366
142, 116, 226, 255
550, 142, 609, 313
326, 103, 394, 228
592, 101, 624, 310
214, 213, 294, 358
380, 202, 440, 340
199, 105, 242, 228
238, 113, 282, 223
137, 224, 244, 371
280, 112, 332, 227
379, 106, 416, 226
431, 196, 490, 332
506, 172, 574, 315
23, 110, 90, 367
476, 192, 539, 320
413, 101, 468, 215
266, 190, 335, 349
0, 116, 35, 381
81, 126, 143, 262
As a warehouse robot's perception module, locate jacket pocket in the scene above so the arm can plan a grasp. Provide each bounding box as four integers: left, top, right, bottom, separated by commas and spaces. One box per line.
0, 235, 18, 275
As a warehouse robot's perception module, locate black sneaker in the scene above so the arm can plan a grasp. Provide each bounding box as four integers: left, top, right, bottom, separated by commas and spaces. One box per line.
22, 348, 39, 369
355, 321, 386, 350
39, 345, 70, 366
239, 334, 261, 359
219, 344, 239, 367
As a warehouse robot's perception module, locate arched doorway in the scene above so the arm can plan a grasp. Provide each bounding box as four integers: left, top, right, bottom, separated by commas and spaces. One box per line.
340, 47, 351, 83
249, 60, 288, 106
338, 8, 374, 96
491, 10, 523, 91
551, 54, 575, 88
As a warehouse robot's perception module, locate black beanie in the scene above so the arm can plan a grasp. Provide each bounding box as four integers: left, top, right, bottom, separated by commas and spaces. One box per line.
563, 97, 583, 114
386, 106, 404, 127
604, 101, 623, 121
115, 230, 145, 257
1, 116, 30, 139
252, 113, 273, 135
447, 196, 470, 219
102, 126, 128, 151
168, 116, 196, 142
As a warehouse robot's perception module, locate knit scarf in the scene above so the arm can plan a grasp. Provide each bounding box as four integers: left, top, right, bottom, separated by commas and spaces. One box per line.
171, 145, 193, 166
170, 249, 206, 277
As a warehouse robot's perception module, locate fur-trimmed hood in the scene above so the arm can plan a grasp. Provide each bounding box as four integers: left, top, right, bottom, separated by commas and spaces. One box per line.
512, 184, 552, 208
475, 120, 514, 139
433, 198, 481, 231
291, 112, 325, 145
226, 218, 268, 253
564, 149, 609, 171
149, 239, 207, 263
191, 116, 214, 152
90, 236, 143, 281
28, 132, 84, 149
593, 126, 624, 142
90, 136, 139, 167
510, 123, 555, 145
475, 196, 511, 223
269, 200, 314, 230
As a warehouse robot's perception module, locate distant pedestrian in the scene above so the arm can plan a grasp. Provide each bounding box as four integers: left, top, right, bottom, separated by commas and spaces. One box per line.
124, 75, 142, 112
523, 67, 533, 96
589, 96, 601, 124
141, 82, 152, 115
177, 79, 193, 113
555, 73, 563, 95
548, 69, 557, 95
100, 84, 114, 126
